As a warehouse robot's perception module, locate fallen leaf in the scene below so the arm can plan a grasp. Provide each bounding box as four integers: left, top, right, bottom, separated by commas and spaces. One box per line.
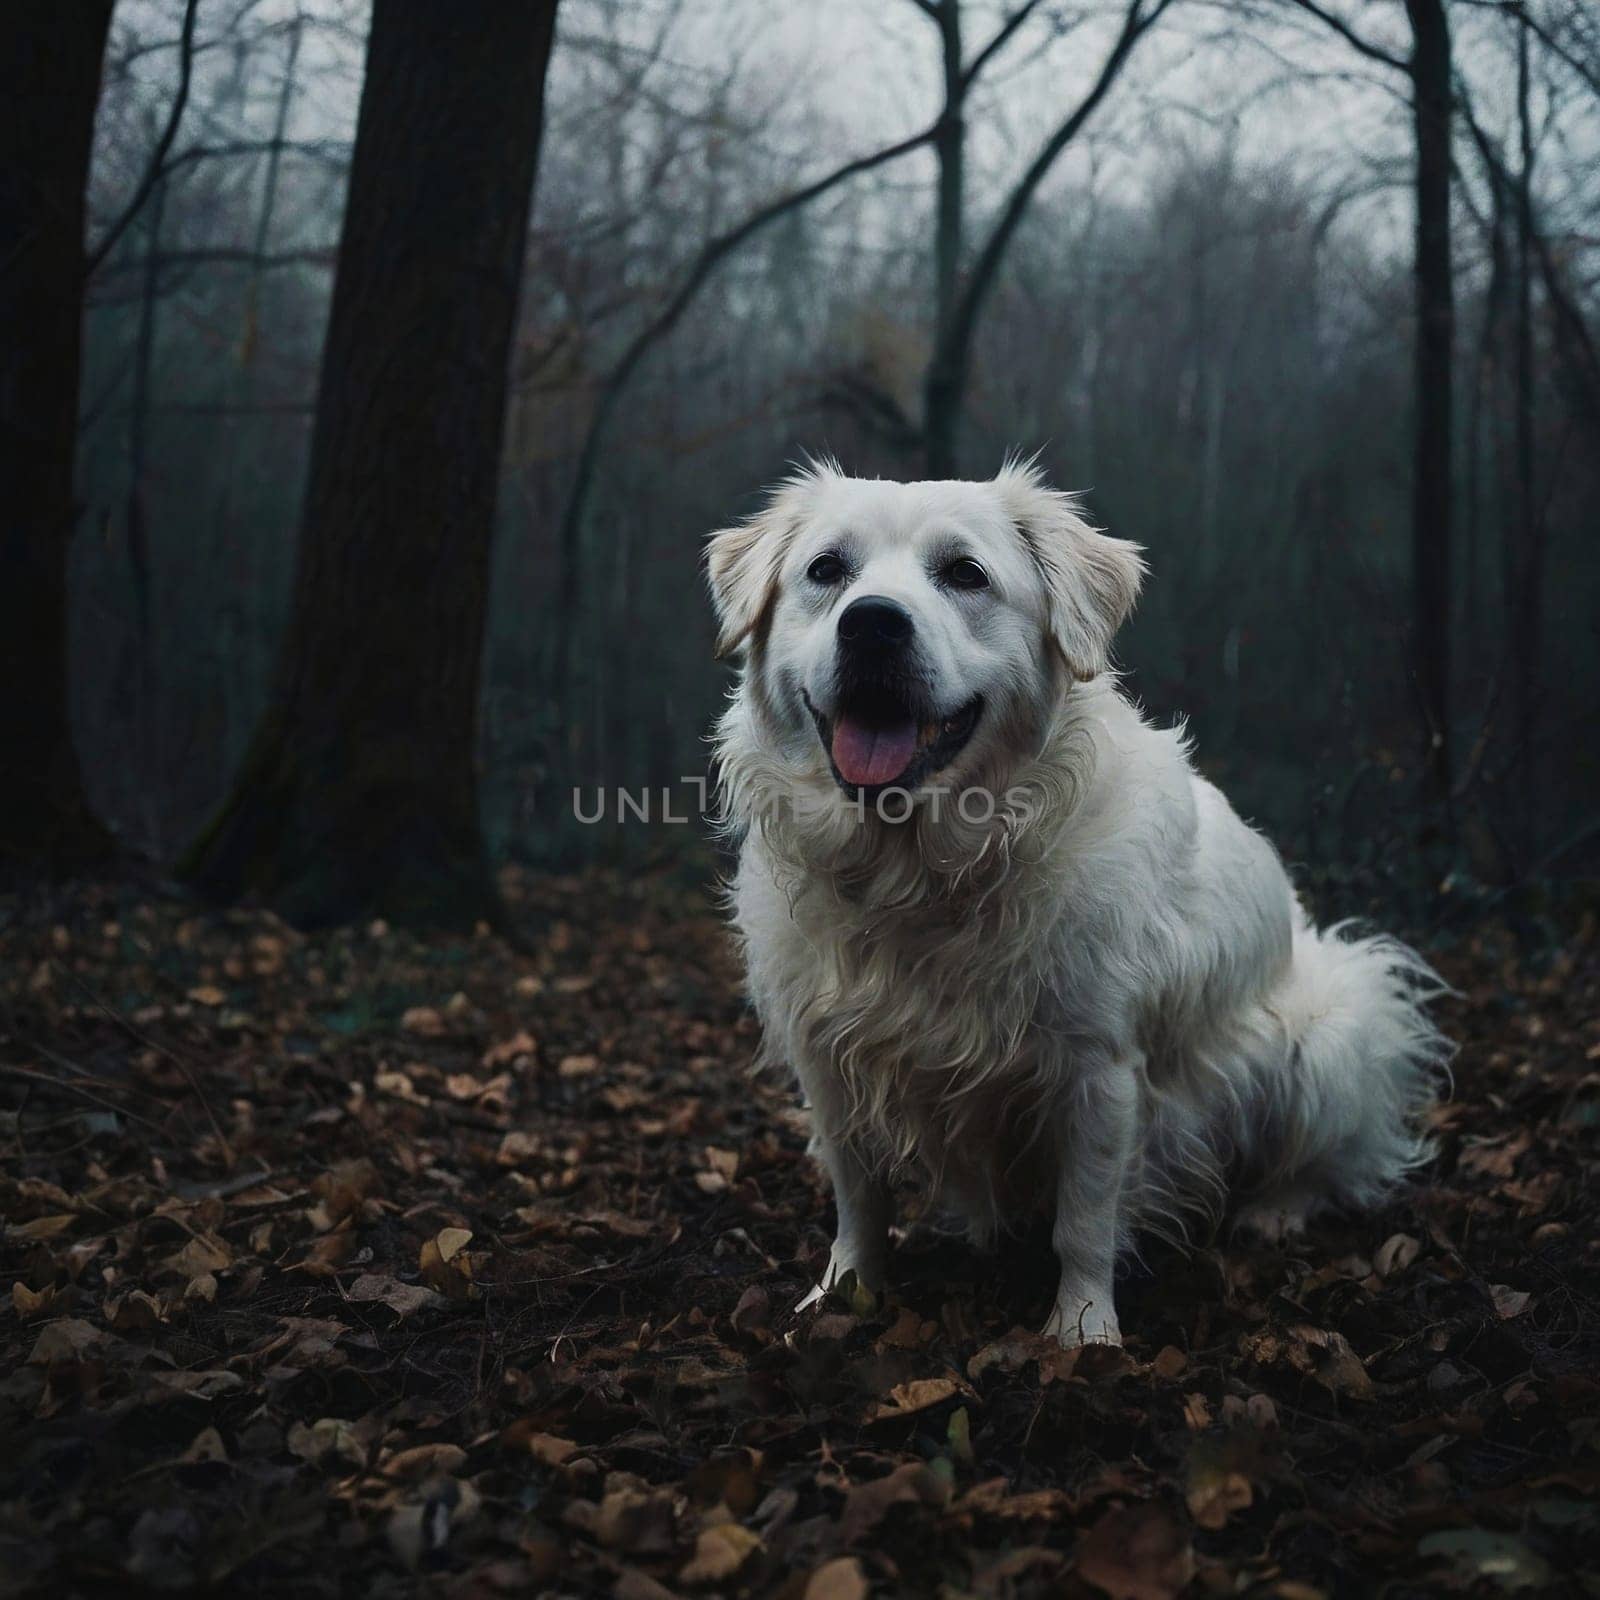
148, 1370, 244, 1399
288, 1417, 371, 1468
729, 1285, 770, 1335
7, 1213, 78, 1243
346, 1273, 446, 1319
420, 1227, 477, 1300
180, 1426, 228, 1464
615, 1569, 683, 1600
1490, 1284, 1532, 1320
310, 1158, 381, 1223
502, 1426, 578, 1468
383, 1442, 468, 1479
877, 1306, 934, 1349
957, 1479, 1074, 1521
1374, 1232, 1421, 1277
28, 1318, 106, 1364
1186, 1466, 1252, 1530
565, 1485, 679, 1554
803, 1557, 869, 1600
105, 1289, 165, 1330
679, 1522, 761, 1583
1417, 1529, 1552, 1592
1458, 1131, 1533, 1180
1151, 1345, 1188, 1379
168, 1232, 231, 1279
497, 1130, 541, 1166
12, 1281, 57, 1319
840, 1461, 950, 1543
1074, 1502, 1195, 1600
969, 1328, 1079, 1385
483, 1029, 538, 1069
869, 1376, 963, 1420
1244, 1325, 1373, 1401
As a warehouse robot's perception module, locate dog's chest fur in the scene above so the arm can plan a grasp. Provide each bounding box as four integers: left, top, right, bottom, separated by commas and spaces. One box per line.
739, 845, 1077, 1230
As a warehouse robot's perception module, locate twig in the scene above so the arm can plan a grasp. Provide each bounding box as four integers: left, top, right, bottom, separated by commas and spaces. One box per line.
86, 0, 201, 274
54, 965, 234, 1164
0, 1063, 171, 1140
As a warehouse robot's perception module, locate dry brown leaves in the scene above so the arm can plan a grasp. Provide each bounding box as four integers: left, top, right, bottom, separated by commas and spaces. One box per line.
1, 875, 1597, 1597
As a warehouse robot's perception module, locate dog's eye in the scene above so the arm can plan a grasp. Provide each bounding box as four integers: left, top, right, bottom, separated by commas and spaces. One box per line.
943, 557, 990, 591
807, 552, 847, 586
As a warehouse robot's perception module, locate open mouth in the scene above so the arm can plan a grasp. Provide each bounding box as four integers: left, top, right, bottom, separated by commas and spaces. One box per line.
804, 685, 983, 796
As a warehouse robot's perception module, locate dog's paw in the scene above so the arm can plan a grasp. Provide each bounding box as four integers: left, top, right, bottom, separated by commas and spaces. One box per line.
795, 1262, 879, 1317
1042, 1297, 1121, 1349
1234, 1194, 1312, 1245
794, 1281, 828, 1314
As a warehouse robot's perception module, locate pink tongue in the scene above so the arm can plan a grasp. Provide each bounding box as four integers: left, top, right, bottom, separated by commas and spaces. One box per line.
832, 712, 919, 787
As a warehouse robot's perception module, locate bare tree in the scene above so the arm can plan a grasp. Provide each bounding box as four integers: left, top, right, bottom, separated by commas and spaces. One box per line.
550, 113, 954, 736
0, 2, 119, 882
922, 0, 1175, 474
550, 0, 1170, 752
181, 1, 561, 927
1409, 0, 1455, 820
1508, 5, 1540, 854
1288, 0, 1455, 820
909, 0, 1052, 466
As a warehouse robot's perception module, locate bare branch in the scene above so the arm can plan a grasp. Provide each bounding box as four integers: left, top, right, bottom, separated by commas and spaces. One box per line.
1519, 4, 1600, 99
1283, 0, 1409, 74
96, 247, 336, 277
552, 112, 952, 693
156, 139, 350, 179
1457, 73, 1600, 420
927, 0, 1174, 459
87, 0, 201, 274
962, 0, 1048, 89
1454, 0, 1600, 100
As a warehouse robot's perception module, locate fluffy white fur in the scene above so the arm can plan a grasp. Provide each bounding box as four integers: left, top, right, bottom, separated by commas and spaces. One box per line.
708, 459, 1449, 1346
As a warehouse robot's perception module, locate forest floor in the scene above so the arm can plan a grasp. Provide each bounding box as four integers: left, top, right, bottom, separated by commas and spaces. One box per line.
1, 868, 1597, 1599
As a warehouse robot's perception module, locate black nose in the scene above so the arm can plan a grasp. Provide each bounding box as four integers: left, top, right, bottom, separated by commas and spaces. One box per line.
838, 595, 913, 650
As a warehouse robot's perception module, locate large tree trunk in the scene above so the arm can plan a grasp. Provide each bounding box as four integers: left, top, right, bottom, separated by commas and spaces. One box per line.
1405, 0, 1454, 820
181, 0, 560, 928
923, 0, 966, 478
0, 2, 117, 883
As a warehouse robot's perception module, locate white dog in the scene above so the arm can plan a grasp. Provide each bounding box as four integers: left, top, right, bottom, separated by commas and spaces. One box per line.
708, 459, 1447, 1346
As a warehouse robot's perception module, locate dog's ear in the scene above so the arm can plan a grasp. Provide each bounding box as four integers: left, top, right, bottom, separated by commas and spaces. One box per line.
705, 498, 799, 659
997, 463, 1145, 681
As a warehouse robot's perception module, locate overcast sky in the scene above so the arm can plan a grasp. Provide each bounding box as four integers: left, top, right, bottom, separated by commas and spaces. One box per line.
93, 0, 1599, 291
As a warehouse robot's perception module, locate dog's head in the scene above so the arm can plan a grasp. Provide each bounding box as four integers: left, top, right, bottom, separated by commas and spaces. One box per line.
708, 458, 1143, 820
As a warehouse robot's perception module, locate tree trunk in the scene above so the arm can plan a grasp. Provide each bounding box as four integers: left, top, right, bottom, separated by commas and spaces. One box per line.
0, 1, 117, 883
1510, 8, 1540, 861
127, 151, 166, 855
924, 0, 1166, 478
180, 0, 560, 928
924, 0, 966, 477
1405, 0, 1454, 821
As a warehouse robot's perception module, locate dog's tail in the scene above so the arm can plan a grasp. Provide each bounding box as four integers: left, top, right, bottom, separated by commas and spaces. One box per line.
1246, 915, 1452, 1213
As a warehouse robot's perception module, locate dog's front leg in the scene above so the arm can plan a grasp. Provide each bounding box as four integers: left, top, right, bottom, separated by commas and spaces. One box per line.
796, 1133, 891, 1312
1043, 1065, 1138, 1347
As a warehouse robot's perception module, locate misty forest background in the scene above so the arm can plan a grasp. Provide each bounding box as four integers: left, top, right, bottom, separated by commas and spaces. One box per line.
7, 0, 1600, 929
